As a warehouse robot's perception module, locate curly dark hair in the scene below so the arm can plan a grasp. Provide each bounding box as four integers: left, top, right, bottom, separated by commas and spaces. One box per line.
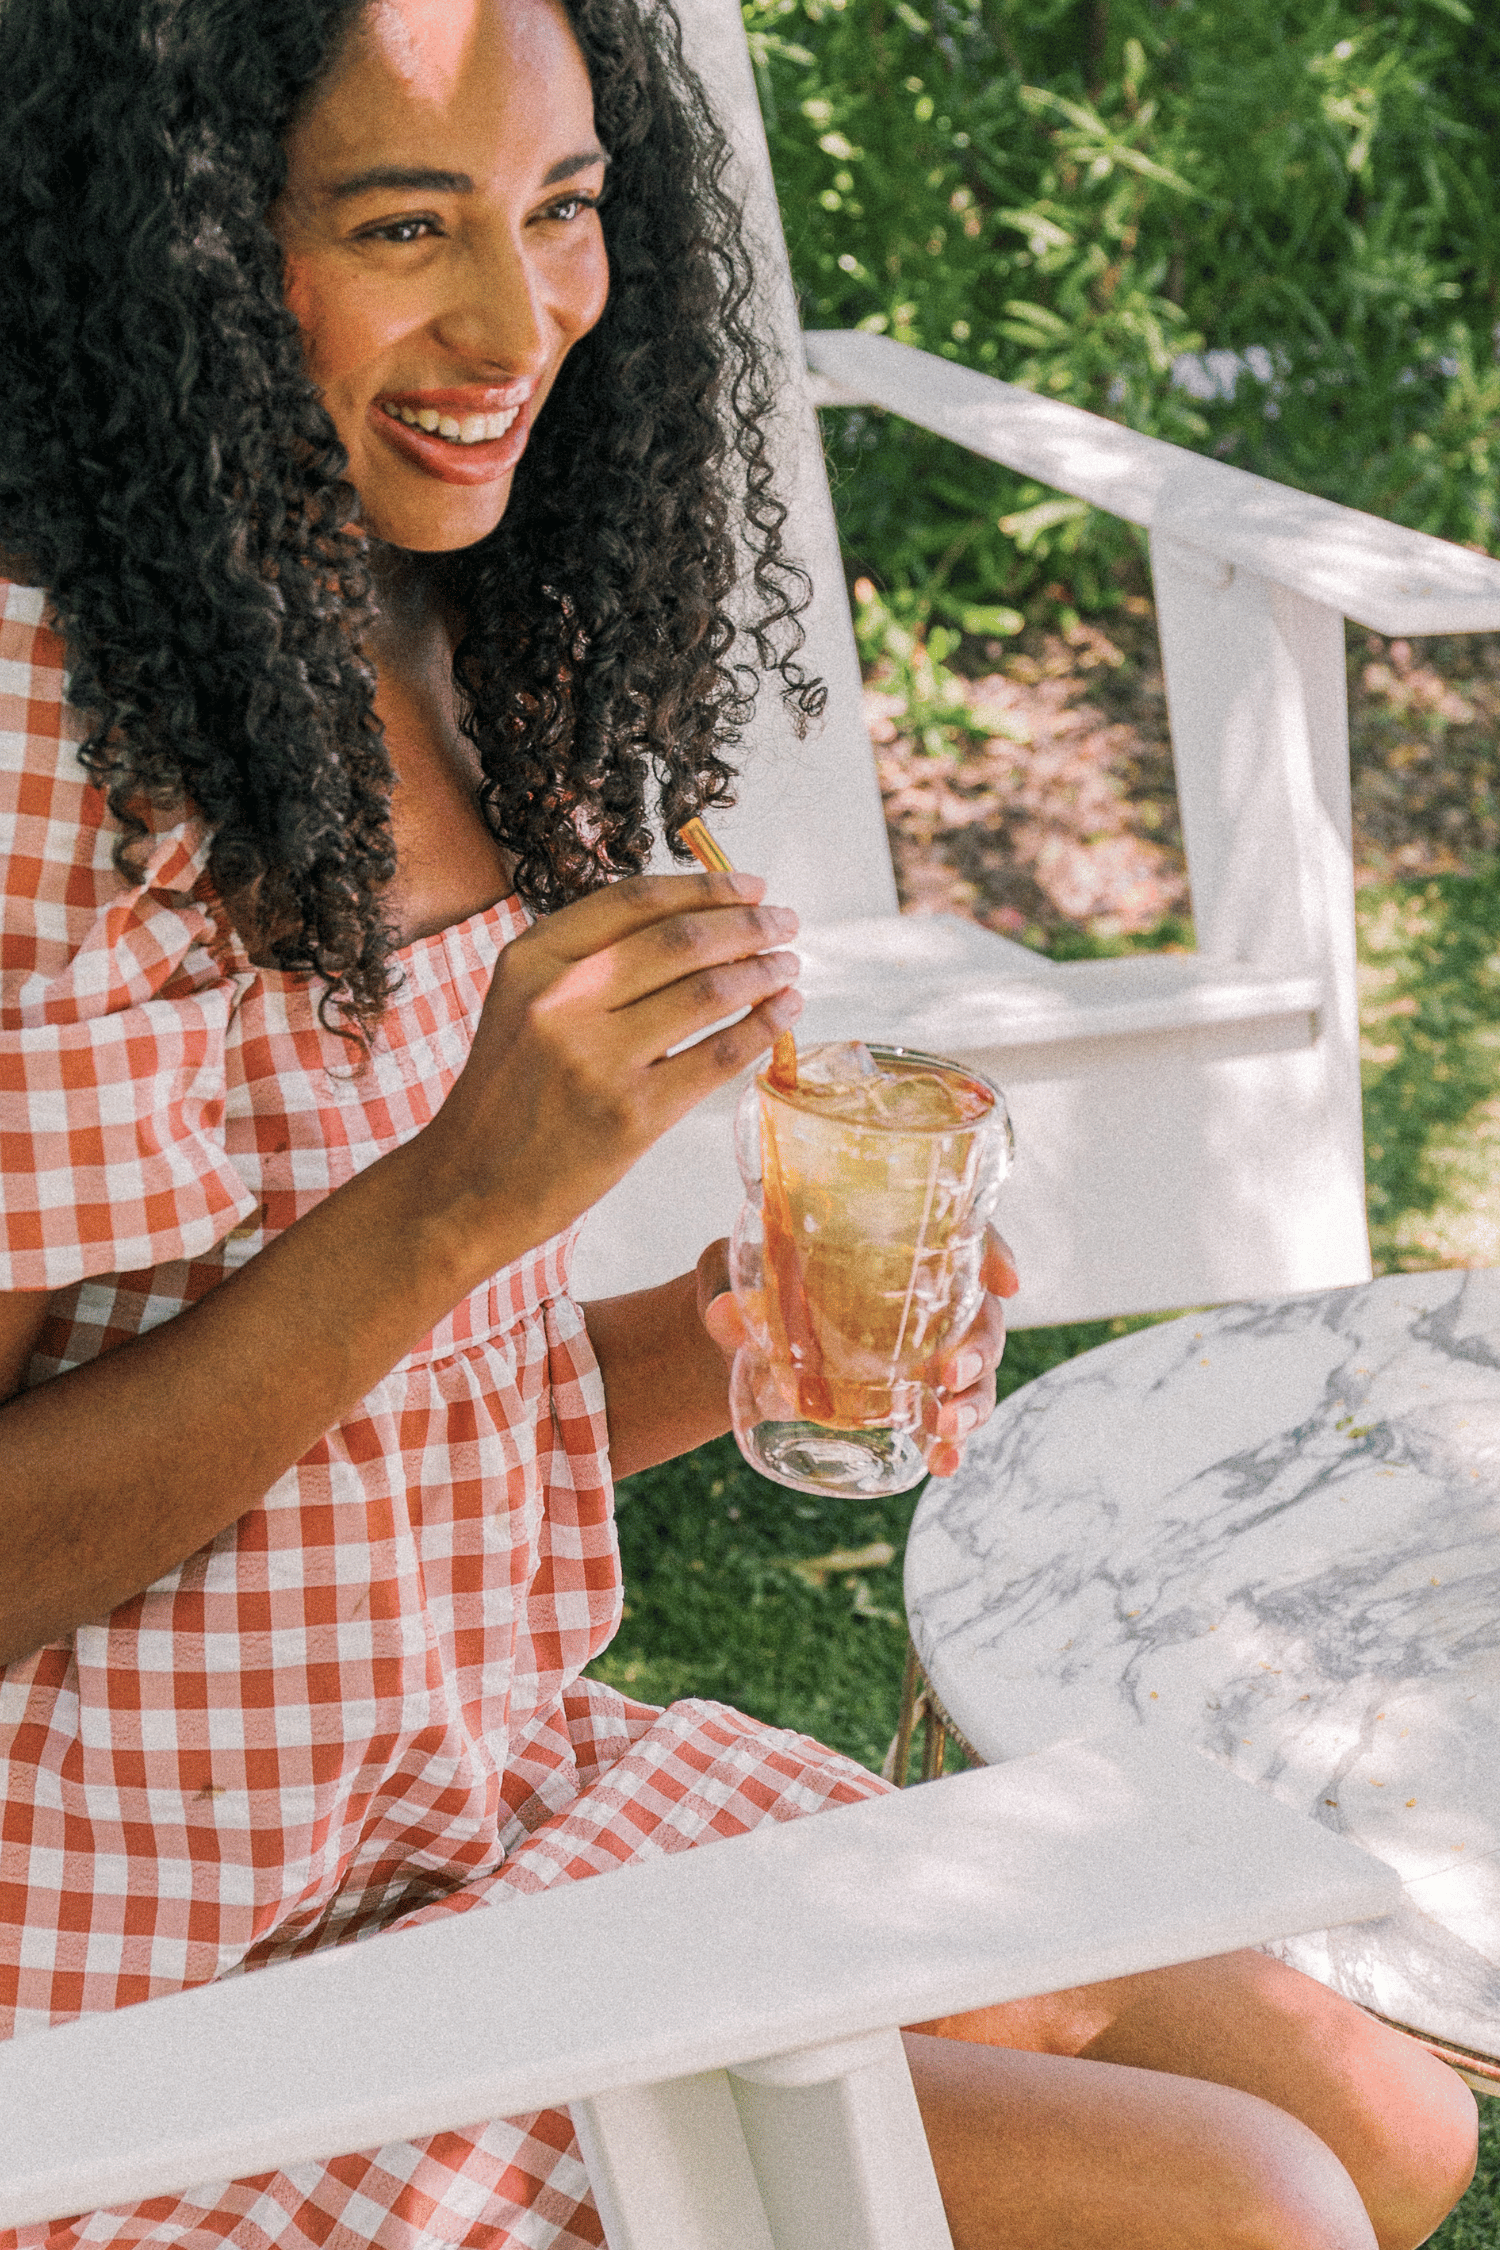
0, 0, 821, 1036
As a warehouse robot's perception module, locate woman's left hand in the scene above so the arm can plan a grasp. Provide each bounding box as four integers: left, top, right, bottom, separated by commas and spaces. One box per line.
698, 1226, 1020, 1479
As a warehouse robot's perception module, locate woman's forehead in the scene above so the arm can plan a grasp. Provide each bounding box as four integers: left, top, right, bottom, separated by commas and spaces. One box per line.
359, 0, 510, 106
305, 0, 597, 166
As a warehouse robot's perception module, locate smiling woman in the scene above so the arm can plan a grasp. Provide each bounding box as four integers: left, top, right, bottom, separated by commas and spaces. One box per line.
0, 3, 1478, 2249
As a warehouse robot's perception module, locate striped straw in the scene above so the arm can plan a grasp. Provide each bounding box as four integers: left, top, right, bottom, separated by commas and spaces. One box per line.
678, 817, 798, 1092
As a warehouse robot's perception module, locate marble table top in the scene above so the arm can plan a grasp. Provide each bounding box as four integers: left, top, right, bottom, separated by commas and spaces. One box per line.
905, 1268, 1500, 2063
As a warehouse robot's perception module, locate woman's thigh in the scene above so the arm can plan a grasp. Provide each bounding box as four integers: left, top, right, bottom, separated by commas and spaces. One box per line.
911, 1949, 1478, 2250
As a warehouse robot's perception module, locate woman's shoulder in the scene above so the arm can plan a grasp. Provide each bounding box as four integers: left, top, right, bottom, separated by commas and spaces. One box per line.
0, 568, 212, 952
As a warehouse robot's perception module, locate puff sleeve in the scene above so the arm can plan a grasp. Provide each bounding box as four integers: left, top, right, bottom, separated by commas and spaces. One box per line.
0, 580, 257, 1291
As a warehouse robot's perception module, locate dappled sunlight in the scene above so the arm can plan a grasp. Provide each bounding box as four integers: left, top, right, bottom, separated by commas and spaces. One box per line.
364, 0, 489, 107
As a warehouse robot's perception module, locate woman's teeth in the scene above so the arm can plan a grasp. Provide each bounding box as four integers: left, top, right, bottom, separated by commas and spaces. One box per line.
380, 403, 520, 445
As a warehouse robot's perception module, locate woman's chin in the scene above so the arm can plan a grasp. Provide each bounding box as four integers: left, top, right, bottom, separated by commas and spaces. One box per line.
356, 480, 513, 556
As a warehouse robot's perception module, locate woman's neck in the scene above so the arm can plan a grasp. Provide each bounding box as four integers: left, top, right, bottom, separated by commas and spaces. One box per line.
364, 544, 460, 675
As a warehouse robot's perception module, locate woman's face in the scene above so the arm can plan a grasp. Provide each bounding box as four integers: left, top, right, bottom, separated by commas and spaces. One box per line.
273, 0, 610, 554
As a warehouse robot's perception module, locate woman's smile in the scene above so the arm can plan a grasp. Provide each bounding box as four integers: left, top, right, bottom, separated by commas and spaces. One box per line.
371, 384, 534, 484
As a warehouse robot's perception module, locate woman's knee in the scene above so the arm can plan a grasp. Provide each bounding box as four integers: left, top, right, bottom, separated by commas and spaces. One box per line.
1196, 1960, 1478, 2250
1213, 2102, 1379, 2250
1077, 1951, 1477, 2249
907, 2030, 1380, 2250
1332, 2041, 1477, 2250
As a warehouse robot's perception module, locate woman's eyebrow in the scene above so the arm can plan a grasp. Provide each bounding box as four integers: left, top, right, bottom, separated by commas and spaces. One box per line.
324, 150, 609, 202
541, 148, 610, 185
326, 165, 474, 200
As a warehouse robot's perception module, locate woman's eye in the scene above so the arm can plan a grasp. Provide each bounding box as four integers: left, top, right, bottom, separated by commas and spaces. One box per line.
361, 216, 441, 246
540, 193, 600, 224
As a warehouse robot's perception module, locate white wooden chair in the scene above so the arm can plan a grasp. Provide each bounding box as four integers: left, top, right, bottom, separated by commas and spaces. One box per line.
0, 1732, 1400, 2249
572, 0, 1500, 1329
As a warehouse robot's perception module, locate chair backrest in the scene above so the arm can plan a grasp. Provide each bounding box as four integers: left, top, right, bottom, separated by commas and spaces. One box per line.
660, 0, 897, 924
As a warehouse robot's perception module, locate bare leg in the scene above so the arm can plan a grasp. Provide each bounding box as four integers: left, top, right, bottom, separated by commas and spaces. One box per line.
905, 2031, 1380, 2250
911, 1949, 1477, 2250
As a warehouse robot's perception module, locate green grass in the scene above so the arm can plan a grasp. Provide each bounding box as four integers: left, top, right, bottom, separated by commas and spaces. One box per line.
1360, 865, 1500, 1274
590, 867, 1500, 2237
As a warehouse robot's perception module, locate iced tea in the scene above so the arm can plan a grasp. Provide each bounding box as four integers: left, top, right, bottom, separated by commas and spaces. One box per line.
730, 1042, 1010, 1496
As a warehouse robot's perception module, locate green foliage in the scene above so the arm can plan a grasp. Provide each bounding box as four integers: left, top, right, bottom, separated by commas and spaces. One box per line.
749, 0, 1500, 621
853, 575, 1027, 754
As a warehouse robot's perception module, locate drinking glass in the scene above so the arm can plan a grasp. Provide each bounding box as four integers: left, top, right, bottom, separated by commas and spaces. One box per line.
728, 1043, 1012, 1498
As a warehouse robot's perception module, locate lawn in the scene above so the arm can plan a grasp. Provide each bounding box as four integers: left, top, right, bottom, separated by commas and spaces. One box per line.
588, 859, 1500, 2237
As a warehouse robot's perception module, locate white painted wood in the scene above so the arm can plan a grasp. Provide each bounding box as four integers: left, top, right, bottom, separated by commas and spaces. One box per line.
804, 331, 1500, 637
663, 0, 897, 927
729, 2030, 954, 2250
0, 1733, 1399, 2231
570, 912, 1357, 1322
571, 2073, 775, 2250
1149, 540, 1369, 1286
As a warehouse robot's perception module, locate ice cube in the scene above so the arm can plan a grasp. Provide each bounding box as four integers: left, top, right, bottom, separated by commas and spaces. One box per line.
798, 1040, 879, 1087
865, 1071, 973, 1131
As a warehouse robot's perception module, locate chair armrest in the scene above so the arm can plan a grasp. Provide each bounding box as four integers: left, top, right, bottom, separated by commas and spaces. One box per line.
805, 330, 1500, 637
0, 1731, 1397, 2230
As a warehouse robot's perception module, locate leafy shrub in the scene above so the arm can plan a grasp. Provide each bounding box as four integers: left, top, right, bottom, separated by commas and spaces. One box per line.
748, 0, 1500, 631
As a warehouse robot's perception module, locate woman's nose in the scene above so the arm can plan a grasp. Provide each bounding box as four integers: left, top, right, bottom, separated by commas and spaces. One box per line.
434, 229, 552, 378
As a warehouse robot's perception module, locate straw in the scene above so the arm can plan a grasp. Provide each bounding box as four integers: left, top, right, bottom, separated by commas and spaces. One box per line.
678, 816, 798, 1091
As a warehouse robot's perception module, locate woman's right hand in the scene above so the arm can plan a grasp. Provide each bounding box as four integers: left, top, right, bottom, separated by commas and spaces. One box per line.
418, 869, 802, 1269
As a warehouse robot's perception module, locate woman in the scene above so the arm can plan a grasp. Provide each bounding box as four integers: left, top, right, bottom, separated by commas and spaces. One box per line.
0, 0, 1478, 2244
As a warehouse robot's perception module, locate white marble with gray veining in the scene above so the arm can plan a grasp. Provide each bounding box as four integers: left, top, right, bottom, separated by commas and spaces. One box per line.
906, 1268, 1500, 2060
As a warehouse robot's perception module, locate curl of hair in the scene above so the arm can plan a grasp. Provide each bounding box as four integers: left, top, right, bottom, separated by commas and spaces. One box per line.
0, 0, 822, 1038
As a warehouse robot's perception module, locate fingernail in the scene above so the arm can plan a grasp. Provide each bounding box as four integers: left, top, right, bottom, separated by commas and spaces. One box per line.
769, 988, 804, 1025
954, 1399, 984, 1436
952, 1350, 983, 1390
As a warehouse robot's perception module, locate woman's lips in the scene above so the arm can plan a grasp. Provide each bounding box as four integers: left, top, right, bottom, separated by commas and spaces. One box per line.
367, 396, 533, 487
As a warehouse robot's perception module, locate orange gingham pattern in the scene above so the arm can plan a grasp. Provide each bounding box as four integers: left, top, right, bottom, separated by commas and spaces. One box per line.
0, 581, 889, 2250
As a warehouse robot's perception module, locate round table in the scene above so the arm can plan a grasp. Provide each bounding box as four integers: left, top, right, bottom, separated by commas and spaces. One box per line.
904, 1268, 1500, 2086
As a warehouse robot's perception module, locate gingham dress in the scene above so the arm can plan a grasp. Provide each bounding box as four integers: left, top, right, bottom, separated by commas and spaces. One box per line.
0, 579, 887, 2250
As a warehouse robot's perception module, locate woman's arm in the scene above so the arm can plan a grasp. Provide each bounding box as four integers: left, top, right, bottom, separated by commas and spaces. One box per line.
0, 872, 800, 1667
0, 1136, 525, 1665
583, 1258, 737, 1481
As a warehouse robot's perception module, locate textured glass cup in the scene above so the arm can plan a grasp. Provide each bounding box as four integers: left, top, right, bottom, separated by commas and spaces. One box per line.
728, 1044, 1012, 1498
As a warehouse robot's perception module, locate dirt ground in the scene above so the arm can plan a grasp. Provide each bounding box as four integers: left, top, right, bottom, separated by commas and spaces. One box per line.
870, 593, 1500, 944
